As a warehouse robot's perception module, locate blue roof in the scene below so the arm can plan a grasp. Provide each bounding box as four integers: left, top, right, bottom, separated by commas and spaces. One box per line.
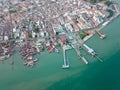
68, 36, 74, 40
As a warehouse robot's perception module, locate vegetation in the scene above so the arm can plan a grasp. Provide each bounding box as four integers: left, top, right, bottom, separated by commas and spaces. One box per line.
85, 0, 105, 3
105, 1, 113, 6
66, 40, 70, 44
57, 42, 61, 47
72, 18, 78, 23
4, 43, 9, 48
12, 39, 16, 44
9, 10, 17, 13
29, 18, 34, 22
107, 9, 114, 18
15, 36, 19, 39
28, 32, 32, 38
85, 0, 113, 6
0, 15, 3, 19
44, 32, 46, 36
33, 26, 39, 33
22, 25, 26, 28
79, 32, 89, 39
41, 46, 45, 52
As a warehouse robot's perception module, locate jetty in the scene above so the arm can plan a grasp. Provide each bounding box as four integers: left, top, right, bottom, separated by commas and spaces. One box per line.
62, 47, 70, 69
74, 44, 88, 64
95, 55, 103, 62
95, 30, 106, 39
82, 44, 103, 62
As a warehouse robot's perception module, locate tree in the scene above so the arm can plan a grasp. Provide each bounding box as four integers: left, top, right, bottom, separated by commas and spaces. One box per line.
33, 26, 39, 33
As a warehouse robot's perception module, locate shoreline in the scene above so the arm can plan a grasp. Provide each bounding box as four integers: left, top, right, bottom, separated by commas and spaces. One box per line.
18, 2, 120, 65
83, 2, 120, 42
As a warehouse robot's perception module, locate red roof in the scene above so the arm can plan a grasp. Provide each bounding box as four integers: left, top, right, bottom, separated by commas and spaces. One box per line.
60, 36, 66, 43
50, 29, 56, 36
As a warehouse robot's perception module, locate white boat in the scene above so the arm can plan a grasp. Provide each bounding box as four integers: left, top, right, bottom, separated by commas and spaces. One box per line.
55, 48, 59, 53
83, 44, 96, 56
0, 56, 7, 61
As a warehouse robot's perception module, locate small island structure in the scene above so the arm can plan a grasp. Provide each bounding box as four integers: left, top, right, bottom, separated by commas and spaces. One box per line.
95, 30, 106, 39
0, 0, 120, 68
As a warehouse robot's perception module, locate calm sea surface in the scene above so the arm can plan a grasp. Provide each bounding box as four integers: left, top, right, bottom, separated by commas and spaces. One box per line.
0, 1, 120, 90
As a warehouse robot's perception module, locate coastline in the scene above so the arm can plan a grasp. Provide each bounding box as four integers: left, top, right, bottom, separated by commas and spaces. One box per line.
83, 2, 120, 42
1, 14, 120, 90
0, 1, 120, 90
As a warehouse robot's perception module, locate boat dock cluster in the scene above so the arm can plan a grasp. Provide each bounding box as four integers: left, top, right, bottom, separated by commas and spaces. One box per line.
19, 43, 38, 67
24, 57, 38, 67
0, 42, 14, 61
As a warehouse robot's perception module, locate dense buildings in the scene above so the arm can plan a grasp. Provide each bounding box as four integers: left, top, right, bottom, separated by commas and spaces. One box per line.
0, 0, 119, 67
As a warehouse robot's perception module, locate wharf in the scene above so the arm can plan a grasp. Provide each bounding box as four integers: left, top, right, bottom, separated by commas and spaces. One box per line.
95, 30, 106, 39
62, 47, 69, 69
73, 44, 88, 64
82, 44, 103, 62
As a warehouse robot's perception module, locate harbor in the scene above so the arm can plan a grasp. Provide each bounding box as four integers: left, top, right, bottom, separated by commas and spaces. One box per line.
0, 0, 119, 68
73, 44, 88, 65
1, 15, 120, 90
0, 0, 120, 90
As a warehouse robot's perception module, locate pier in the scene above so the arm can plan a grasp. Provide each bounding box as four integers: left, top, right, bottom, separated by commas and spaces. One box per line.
62, 47, 70, 69
95, 55, 103, 62
82, 44, 103, 62
95, 30, 106, 39
74, 44, 88, 64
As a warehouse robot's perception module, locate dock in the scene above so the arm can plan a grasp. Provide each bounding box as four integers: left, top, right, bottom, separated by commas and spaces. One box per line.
95, 30, 106, 39
94, 55, 103, 62
74, 44, 88, 64
62, 47, 70, 69
82, 44, 103, 62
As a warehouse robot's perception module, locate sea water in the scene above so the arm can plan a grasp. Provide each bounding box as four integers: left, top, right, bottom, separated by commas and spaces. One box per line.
0, 1, 120, 90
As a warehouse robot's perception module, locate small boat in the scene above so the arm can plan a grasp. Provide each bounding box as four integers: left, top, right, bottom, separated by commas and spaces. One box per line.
33, 58, 38, 62
0, 56, 6, 61
55, 48, 59, 53
10, 61, 14, 65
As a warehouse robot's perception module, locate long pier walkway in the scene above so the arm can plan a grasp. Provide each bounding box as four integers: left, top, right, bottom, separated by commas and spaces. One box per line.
62, 47, 70, 69
73, 44, 88, 64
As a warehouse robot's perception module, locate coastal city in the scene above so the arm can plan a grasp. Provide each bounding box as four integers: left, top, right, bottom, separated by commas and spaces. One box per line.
0, 0, 120, 68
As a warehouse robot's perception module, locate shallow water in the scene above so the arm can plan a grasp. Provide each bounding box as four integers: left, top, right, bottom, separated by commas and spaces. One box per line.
0, 1, 120, 90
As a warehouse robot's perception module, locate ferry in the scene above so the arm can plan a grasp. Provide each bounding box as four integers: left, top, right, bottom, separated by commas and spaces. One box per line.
83, 44, 96, 56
